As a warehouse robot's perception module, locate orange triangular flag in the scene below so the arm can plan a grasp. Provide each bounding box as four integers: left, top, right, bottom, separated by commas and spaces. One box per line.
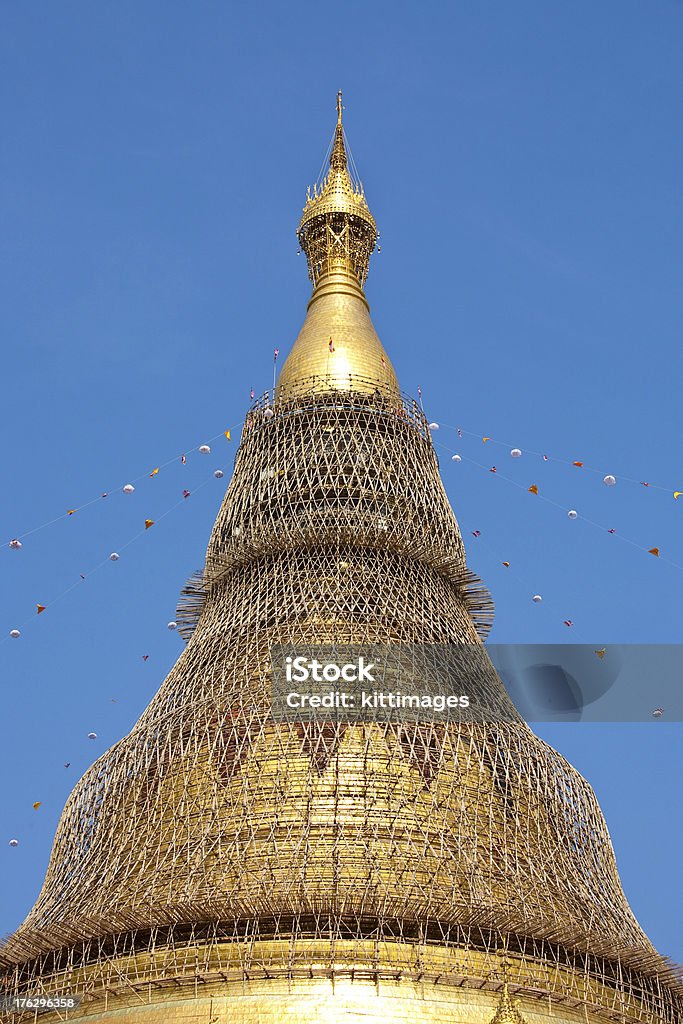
150, 467, 159, 477
528, 484, 538, 495
145, 519, 154, 530
482, 436, 491, 443
649, 547, 659, 557
67, 509, 76, 515
225, 430, 231, 441
32, 802, 42, 810
36, 604, 46, 614
595, 648, 606, 659
573, 461, 583, 467
502, 561, 510, 567
674, 491, 682, 499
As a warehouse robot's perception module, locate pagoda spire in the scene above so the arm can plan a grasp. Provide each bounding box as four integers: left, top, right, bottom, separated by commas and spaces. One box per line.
330, 89, 347, 170
487, 984, 529, 1024
277, 92, 397, 401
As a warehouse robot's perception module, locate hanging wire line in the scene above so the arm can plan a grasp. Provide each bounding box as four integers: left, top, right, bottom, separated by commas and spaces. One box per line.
438, 423, 682, 496
2, 420, 244, 552
343, 128, 364, 192
431, 437, 683, 573
1, 473, 218, 647
314, 132, 335, 188
445, 490, 576, 630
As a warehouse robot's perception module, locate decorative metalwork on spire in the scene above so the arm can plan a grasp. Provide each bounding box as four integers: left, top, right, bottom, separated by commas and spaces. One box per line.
297, 91, 377, 288
487, 984, 529, 1024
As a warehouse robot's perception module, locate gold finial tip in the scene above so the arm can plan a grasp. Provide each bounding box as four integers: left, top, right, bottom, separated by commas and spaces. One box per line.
337, 90, 343, 123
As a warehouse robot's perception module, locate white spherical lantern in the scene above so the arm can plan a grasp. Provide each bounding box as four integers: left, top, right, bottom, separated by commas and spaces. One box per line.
532, 594, 543, 603
567, 510, 578, 520
122, 483, 135, 494
87, 732, 97, 740
510, 448, 522, 458
263, 407, 274, 418
603, 474, 616, 486
9, 538, 22, 549
199, 444, 211, 454
451, 454, 462, 463
8, 839, 19, 848
213, 469, 224, 479
109, 552, 120, 561
9, 629, 20, 639
167, 621, 177, 631
428, 422, 439, 430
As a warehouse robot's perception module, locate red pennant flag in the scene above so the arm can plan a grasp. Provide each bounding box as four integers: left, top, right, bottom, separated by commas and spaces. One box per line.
528, 484, 538, 495
37, 604, 46, 614
573, 461, 583, 468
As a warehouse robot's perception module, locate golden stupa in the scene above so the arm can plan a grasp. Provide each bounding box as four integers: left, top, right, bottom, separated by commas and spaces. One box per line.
1, 94, 681, 1024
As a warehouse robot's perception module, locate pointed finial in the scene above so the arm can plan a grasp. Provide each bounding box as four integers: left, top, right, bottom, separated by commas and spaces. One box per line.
331, 91, 347, 170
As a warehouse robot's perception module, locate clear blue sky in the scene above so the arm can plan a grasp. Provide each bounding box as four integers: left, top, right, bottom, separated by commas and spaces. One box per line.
1, 2, 681, 963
